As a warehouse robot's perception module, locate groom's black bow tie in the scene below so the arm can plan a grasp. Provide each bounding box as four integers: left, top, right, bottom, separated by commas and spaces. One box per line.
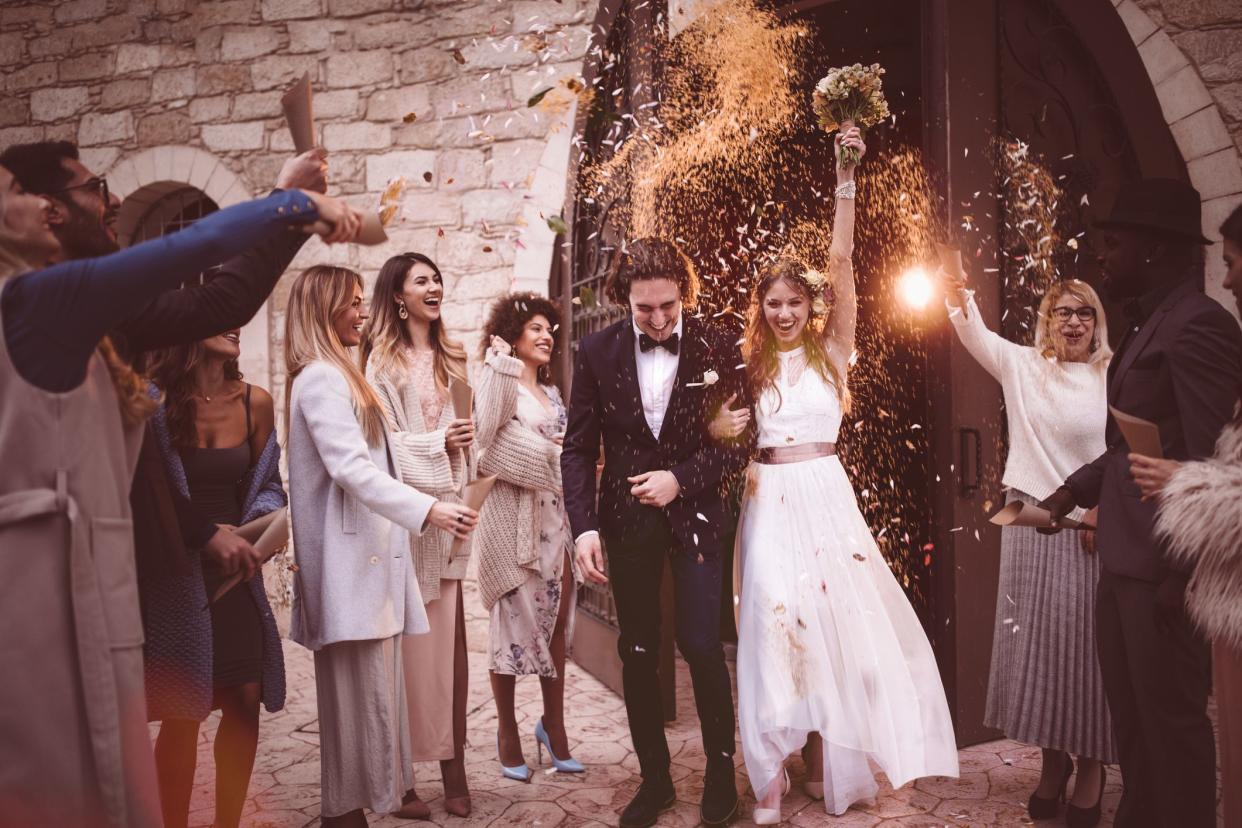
639, 331, 680, 354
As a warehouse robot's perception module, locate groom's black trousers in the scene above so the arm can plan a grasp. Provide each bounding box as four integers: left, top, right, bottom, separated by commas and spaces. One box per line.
606, 517, 736, 779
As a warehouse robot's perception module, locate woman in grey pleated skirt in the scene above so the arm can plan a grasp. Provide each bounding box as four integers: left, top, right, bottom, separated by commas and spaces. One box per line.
942, 272, 1116, 826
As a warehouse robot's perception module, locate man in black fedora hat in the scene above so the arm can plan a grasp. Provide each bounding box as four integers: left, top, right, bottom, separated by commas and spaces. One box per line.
1041, 177, 1242, 827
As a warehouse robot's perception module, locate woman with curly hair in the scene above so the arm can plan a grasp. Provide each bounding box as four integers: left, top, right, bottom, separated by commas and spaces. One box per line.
143, 328, 286, 828
475, 292, 584, 780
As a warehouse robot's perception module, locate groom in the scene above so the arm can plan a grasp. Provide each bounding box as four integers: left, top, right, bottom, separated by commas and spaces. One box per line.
562, 238, 754, 827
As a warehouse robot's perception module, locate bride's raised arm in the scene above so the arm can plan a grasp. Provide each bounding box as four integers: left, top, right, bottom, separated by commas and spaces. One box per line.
822, 126, 865, 381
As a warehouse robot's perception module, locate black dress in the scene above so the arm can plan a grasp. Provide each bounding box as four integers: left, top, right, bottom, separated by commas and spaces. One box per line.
181, 386, 263, 689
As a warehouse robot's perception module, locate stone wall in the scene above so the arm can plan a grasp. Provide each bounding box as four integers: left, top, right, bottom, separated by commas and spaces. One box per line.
0, 0, 598, 406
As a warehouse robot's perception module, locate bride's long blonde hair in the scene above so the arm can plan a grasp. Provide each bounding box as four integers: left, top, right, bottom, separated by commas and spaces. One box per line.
284, 265, 387, 445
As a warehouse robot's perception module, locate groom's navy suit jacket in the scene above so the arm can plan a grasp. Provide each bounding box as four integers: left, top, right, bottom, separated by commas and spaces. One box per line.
561, 314, 754, 556
1067, 278, 1242, 581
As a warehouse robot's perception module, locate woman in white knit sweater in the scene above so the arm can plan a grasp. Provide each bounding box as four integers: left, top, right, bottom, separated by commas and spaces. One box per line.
359, 252, 499, 819
475, 292, 584, 780
942, 270, 1115, 825
284, 265, 477, 827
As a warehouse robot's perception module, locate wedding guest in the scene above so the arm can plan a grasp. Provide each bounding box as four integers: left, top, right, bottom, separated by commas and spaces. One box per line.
284, 265, 478, 828
938, 271, 1114, 824
143, 328, 287, 828
0, 164, 357, 827
1042, 179, 1242, 828
1131, 202, 1242, 828
360, 252, 480, 818
475, 293, 584, 781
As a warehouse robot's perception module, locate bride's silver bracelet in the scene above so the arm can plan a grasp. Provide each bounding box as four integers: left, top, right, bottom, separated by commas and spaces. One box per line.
834, 180, 857, 200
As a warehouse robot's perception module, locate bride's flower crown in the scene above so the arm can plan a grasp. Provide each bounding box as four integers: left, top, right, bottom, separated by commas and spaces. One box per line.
802, 269, 832, 317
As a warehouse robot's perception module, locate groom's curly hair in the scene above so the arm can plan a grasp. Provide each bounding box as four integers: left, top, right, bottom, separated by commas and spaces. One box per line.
604, 237, 700, 310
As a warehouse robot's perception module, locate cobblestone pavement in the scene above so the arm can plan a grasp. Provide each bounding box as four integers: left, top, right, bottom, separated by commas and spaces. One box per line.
170, 580, 1225, 827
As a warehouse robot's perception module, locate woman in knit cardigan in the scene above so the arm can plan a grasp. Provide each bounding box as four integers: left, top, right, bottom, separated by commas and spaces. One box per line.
941, 271, 1115, 826
286, 265, 477, 827
1131, 202, 1242, 828
475, 292, 584, 780
360, 252, 514, 818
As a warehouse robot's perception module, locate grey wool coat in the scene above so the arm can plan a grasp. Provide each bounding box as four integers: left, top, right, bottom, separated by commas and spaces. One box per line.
287, 361, 436, 651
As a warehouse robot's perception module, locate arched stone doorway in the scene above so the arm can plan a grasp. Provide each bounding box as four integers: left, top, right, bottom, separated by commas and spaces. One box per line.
559, 0, 1221, 744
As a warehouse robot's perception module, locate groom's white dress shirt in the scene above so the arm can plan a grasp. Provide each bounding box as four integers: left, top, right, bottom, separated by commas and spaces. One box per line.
634, 315, 683, 440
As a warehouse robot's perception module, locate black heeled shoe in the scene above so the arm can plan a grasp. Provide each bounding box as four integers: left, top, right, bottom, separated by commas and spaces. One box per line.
1027, 756, 1073, 820
1065, 765, 1106, 828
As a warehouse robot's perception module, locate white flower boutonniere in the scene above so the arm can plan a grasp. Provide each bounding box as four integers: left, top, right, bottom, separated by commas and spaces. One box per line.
702, 369, 720, 387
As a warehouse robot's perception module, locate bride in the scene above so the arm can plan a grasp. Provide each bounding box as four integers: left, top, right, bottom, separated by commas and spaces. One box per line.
715, 127, 959, 823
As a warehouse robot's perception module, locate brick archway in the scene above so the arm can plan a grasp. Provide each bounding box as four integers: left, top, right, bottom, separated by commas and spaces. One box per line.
1115, 0, 1242, 312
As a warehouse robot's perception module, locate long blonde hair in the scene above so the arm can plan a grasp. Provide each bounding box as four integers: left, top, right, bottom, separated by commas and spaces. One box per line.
359, 252, 468, 392
1033, 279, 1111, 367
284, 265, 387, 445
744, 257, 850, 412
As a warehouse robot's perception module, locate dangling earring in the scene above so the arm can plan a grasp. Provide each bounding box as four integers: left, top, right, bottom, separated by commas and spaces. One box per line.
398, 301, 409, 320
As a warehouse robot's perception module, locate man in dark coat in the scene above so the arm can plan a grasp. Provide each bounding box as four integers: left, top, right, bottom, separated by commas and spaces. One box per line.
1042, 178, 1242, 827
561, 238, 753, 827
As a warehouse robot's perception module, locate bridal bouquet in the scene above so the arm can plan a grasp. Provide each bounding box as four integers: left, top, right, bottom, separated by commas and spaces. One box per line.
812, 62, 890, 166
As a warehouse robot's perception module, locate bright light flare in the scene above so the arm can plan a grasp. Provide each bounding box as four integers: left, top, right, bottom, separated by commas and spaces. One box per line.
897, 266, 934, 310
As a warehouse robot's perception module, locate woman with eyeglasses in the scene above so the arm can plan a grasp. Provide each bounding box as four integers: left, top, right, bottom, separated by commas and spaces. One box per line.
939, 272, 1116, 827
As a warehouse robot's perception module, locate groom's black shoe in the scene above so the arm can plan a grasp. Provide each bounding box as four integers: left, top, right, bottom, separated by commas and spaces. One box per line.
701, 754, 739, 825
619, 773, 676, 828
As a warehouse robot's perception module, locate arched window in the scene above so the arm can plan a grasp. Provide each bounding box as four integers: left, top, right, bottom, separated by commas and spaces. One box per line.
130, 186, 219, 246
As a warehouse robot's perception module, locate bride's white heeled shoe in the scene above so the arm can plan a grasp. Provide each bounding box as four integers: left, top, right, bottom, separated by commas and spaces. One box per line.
752, 769, 790, 825
804, 779, 824, 801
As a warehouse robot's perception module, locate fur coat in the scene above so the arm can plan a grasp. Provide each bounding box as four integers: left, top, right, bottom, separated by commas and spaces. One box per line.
1156, 415, 1242, 649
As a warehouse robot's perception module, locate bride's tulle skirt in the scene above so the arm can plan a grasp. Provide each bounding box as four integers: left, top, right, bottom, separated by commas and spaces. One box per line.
736, 455, 959, 814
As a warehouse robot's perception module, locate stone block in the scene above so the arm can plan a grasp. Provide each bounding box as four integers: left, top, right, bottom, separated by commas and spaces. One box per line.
1171, 105, 1234, 160
314, 89, 361, 118
78, 111, 135, 146
1188, 147, 1242, 201
250, 55, 319, 91
117, 44, 164, 74
326, 50, 394, 88
399, 46, 458, 85
193, 0, 256, 27
70, 15, 141, 51
152, 67, 198, 102
327, 0, 392, 15
198, 64, 253, 95
157, 0, 190, 13
1159, 0, 1242, 28
512, 0, 588, 30
260, 0, 322, 20
196, 29, 224, 63
44, 122, 78, 143
79, 147, 121, 175
202, 121, 268, 151
461, 188, 525, 226
0, 97, 27, 127
431, 75, 512, 119
233, 91, 284, 119
1216, 81, 1242, 123
59, 52, 115, 82
55, 0, 108, 24
287, 20, 335, 53
1115, 1, 1158, 45
1138, 30, 1188, 86
487, 139, 545, 187
3, 63, 57, 93
365, 87, 431, 122
137, 111, 193, 144
437, 148, 488, 190
30, 86, 90, 122
221, 27, 282, 62
142, 18, 198, 44
1174, 29, 1242, 85
391, 190, 462, 229
460, 36, 539, 71
0, 6, 54, 27
190, 95, 232, 123
323, 121, 392, 150
28, 33, 73, 60
1156, 64, 1215, 123
0, 126, 46, 147
352, 19, 435, 50
365, 149, 438, 191
244, 153, 291, 191
0, 34, 24, 66
161, 46, 198, 68
101, 78, 152, 111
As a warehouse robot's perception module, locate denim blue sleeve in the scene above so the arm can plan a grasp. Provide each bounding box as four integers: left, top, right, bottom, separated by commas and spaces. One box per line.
2, 189, 319, 392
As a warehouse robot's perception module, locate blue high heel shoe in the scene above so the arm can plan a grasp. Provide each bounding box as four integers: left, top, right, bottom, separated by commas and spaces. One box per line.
535, 718, 585, 773
496, 734, 532, 782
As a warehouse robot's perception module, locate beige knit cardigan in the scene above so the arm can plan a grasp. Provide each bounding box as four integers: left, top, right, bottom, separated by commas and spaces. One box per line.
474, 350, 566, 611
1156, 414, 1242, 650
367, 351, 518, 602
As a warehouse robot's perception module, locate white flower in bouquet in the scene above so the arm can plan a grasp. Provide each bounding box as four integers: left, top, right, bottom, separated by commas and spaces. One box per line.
812, 62, 890, 165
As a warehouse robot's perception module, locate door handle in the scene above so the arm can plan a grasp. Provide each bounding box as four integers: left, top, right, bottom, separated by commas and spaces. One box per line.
959, 427, 982, 497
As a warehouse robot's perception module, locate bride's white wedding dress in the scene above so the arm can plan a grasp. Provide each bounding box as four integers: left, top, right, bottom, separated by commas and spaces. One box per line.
736, 346, 959, 814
